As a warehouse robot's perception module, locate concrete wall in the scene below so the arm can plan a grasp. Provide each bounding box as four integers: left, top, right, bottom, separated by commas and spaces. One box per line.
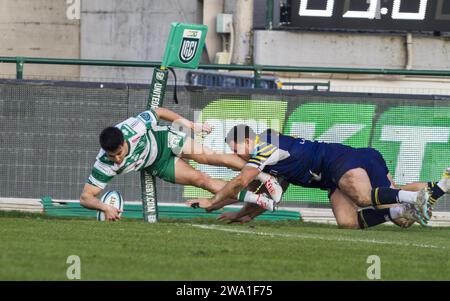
0, 0, 80, 79
80, 0, 202, 83
254, 30, 450, 70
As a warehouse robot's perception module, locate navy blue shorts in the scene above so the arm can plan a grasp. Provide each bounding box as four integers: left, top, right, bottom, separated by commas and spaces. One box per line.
320, 146, 391, 193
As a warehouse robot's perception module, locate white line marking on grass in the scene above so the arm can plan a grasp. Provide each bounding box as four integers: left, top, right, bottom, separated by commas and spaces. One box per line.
191, 224, 446, 250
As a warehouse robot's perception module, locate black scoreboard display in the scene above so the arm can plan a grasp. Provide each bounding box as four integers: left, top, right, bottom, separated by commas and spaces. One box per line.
282, 0, 450, 33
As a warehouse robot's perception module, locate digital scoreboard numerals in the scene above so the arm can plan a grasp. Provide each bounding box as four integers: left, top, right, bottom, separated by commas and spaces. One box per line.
298, 0, 432, 20
392, 0, 428, 20
343, 0, 378, 19
299, 0, 335, 17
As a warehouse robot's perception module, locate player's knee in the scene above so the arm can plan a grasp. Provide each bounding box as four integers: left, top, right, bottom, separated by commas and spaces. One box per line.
336, 219, 360, 229
353, 197, 371, 208
340, 169, 372, 207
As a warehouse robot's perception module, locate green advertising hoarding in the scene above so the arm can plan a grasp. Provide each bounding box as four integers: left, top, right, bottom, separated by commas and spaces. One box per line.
372, 106, 450, 186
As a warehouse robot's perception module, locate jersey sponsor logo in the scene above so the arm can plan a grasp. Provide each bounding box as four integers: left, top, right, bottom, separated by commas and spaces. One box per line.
120, 124, 137, 140
168, 132, 182, 149
139, 112, 151, 122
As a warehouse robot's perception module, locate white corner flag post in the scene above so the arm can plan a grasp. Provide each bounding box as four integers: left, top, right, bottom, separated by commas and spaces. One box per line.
141, 23, 208, 223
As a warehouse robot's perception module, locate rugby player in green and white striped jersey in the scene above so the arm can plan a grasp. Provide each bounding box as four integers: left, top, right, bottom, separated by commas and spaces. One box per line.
80, 107, 282, 221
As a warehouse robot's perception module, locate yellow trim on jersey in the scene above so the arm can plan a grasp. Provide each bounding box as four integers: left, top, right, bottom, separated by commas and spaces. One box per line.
249, 159, 262, 165
260, 147, 277, 156
255, 156, 268, 161
257, 144, 273, 154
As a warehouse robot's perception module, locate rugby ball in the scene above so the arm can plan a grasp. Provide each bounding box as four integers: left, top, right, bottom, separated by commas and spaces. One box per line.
96, 191, 124, 221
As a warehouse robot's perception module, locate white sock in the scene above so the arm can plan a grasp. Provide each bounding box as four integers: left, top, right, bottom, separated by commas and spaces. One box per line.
398, 190, 417, 204
238, 190, 272, 208
437, 180, 447, 193
257, 172, 270, 182
389, 206, 404, 220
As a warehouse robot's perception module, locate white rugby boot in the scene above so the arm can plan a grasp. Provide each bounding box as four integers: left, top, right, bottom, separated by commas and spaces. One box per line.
257, 172, 284, 204
395, 203, 428, 227
415, 188, 432, 222
255, 193, 276, 212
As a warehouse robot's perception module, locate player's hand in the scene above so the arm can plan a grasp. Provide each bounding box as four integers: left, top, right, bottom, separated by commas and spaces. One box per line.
217, 212, 253, 224
186, 198, 213, 210
217, 211, 240, 221
236, 215, 253, 224
193, 122, 212, 135
103, 205, 122, 221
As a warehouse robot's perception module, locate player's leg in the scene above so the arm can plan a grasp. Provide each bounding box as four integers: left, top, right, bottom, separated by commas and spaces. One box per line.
330, 188, 360, 229
336, 149, 430, 222
171, 158, 275, 210
179, 137, 246, 171
179, 137, 284, 203
391, 171, 450, 208
336, 167, 373, 208
422, 167, 450, 207
331, 188, 420, 229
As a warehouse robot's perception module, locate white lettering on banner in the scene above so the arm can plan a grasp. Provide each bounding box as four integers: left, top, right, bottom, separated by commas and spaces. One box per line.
381, 126, 450, 184
290, 122, 366, 143
289, 122, 316, 140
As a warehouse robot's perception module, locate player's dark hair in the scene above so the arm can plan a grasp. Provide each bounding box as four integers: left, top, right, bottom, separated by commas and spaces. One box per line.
99, 127, 124, 152
225, 124, 256, 144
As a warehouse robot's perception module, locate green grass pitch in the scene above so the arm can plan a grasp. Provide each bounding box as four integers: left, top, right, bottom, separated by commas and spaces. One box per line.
0, 211, 449, 281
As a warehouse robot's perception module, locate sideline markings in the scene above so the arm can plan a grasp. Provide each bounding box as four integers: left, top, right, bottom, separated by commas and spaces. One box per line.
191, 224, 445, 250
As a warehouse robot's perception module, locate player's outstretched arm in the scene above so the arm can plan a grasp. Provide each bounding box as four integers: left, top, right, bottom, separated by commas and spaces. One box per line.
207, 166, 261, 211
80, 183, 122, 221
154, 107, 211, 134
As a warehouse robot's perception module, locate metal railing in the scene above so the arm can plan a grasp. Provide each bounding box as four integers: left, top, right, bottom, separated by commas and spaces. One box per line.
1, 56, 450, 88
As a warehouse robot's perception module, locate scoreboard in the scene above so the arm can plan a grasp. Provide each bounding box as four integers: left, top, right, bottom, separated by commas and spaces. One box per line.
274, 0, 450, 33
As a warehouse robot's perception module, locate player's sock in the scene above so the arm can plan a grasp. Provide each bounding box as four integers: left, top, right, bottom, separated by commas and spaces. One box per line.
238, 190, 265, 204
237, 190, 274, 211
371, 187, 420, 206
388, 206, 404, 220
371, 188, 400, 206
357, 208, 391, 229
428, 182, 445, 206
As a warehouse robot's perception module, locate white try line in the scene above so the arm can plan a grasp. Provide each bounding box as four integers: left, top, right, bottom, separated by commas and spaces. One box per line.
191, 224, 446, 250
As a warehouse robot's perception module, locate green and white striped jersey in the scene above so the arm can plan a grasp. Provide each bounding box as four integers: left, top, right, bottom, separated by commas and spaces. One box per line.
87, 110, 160, 189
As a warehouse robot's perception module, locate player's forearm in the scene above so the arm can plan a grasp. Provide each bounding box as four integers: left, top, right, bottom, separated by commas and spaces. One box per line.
80, 193, 107, 211
209, 178, 245, 211
156, 108, 193, 130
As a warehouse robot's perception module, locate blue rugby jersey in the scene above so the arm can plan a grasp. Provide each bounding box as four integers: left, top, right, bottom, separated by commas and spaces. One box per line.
246, 129, 329, 187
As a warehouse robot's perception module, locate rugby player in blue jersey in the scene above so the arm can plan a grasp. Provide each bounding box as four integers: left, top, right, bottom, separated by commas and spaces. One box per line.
187, 124, 450, 229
